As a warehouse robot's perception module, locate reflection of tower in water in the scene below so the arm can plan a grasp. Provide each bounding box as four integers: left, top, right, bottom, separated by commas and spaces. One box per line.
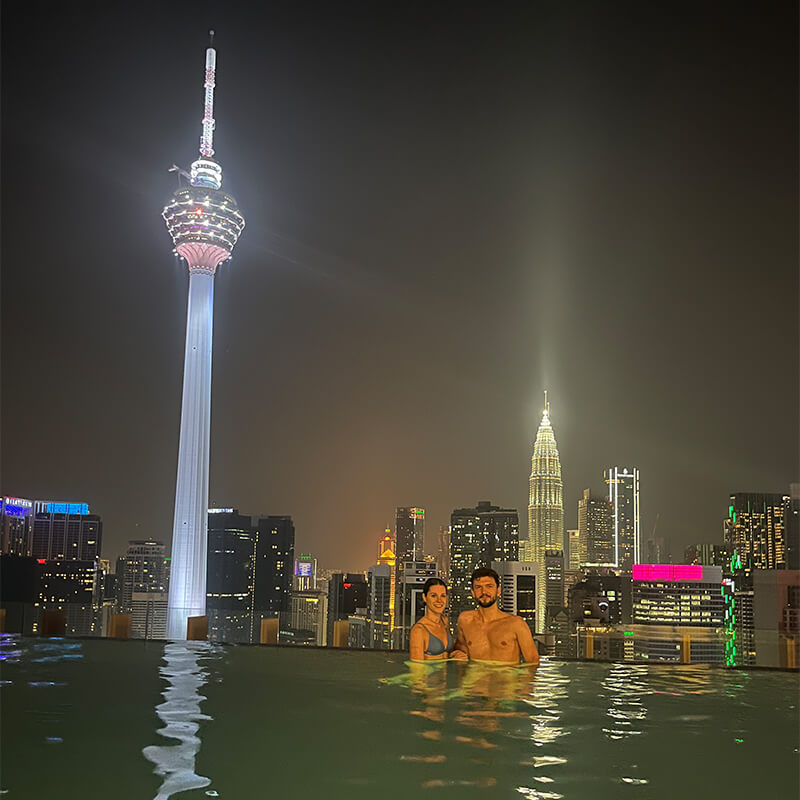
142, 642, 215, 800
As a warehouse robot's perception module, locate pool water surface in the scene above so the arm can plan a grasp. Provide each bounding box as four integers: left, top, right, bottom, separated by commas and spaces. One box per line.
1, 635, 797, 799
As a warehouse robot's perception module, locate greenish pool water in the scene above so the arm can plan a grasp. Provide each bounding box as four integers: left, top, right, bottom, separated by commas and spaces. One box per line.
1, 635, 797, 799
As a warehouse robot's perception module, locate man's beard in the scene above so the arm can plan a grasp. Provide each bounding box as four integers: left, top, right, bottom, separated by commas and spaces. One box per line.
476, 595, 497, 608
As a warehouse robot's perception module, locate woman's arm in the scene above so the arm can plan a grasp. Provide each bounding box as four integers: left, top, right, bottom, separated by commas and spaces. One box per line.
409, 624, 428, 661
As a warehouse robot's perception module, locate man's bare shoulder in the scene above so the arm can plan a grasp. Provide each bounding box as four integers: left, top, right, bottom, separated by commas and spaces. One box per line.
457, 610, 480, 625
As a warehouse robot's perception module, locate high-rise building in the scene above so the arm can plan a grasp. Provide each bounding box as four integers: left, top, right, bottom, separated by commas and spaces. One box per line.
117, 539, 169, 612
578, 489, 614, 567
206, 511, 254, 644
164, 41, 246, 639
604, 468, 640, 570
31, 502, 102, 562
367, 564, 392, 649
751, 569, 800, 667
376, 531, 396, 635
250, 516, 294, 642
684, 543, 728, 569
525, 394, 564, 625
645, 536, 669, 564
327, 573, 368, 645
449, 501, 519, 620
1, 497, 34, 556
286, 589, 327, 646
492, 561, 538, 634
394, 508, 424, 631
725, 493, 790, 573
35, 560, 100, 636
631, 564, 724, 663
565, 529, 583, 571
293, 553, 317, 591
786, 484, 800, 570
395, 560, 437, 648
437, 526, 451, 582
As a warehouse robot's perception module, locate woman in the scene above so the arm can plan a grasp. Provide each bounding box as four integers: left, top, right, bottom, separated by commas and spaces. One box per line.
409, 577, 464, 661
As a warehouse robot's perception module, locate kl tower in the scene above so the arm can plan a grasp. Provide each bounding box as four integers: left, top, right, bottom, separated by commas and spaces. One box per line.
162, 34, 245, 638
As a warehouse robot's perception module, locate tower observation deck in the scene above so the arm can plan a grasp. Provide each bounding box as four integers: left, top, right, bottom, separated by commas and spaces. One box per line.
163, 38, 245, 639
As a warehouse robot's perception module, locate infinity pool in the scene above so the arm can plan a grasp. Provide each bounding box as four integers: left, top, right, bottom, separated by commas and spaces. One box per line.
1, 635, 797, 799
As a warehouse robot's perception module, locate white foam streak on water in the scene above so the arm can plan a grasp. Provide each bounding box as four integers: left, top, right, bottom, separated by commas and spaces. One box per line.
142, 642, 213, 800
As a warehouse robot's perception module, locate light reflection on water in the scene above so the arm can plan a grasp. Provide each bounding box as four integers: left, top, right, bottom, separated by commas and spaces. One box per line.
142, 641, 216, 800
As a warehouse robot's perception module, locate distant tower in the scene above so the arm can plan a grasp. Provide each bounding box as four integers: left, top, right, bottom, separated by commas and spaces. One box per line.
163, 37, 246, 638
525, 393, 564, 630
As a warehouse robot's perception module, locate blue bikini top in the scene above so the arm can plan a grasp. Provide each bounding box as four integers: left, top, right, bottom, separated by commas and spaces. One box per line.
420, 622, 455, 656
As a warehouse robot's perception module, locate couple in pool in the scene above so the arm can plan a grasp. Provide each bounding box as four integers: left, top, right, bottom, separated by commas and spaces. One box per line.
409, 567, 539, 666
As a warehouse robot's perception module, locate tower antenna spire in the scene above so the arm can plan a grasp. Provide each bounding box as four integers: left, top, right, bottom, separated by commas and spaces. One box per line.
544, 389, 549, 416
199, 37, 217, 158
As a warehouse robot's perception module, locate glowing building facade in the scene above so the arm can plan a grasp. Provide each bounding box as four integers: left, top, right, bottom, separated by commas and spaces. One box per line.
724, 492, 789, 574
525, 395, 564, 628
163, 42, 245, 638
604, 467, 640, 570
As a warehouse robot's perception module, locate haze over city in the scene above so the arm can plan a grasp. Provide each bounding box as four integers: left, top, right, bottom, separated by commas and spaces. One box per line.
2, 2, 797, 569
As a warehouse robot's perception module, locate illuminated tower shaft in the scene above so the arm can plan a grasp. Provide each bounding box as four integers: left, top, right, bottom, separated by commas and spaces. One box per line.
163, 41, 245, 638
525, 393, 564, 631
169, 271, 214, 634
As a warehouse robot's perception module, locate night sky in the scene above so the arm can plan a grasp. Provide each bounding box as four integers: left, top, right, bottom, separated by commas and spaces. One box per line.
2, 2, 797, 569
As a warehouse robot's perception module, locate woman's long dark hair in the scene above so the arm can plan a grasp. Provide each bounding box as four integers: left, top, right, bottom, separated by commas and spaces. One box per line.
422, 577, 447, 596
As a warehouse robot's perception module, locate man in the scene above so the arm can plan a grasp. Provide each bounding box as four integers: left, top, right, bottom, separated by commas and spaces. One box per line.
454, 567, 539, 665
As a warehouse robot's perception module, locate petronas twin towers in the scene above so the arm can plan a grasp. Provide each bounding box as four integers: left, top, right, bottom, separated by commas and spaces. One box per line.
523, 393, 564, 628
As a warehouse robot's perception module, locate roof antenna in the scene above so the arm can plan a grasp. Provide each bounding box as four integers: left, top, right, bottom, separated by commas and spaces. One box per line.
209, 29, 215, 47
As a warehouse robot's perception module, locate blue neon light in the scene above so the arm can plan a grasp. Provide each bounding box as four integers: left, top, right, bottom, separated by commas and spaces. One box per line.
3, 504, 30, 518
46, 502, 89, 515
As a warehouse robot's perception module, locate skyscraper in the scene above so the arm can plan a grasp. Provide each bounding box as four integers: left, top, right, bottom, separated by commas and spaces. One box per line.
1, 497, 33, 556
526, 394, 564, 626
117, 539, 169, 614
367, 564, 392, 649
578, 489, 615, 566
393, 508, 424, 631
327, 573, 368, 645
163, 39, 246, 639
566, 528, 583, 571
604, 467, 640, 570
725, 492, 789, 573
250, 515, 294, 642
437, 525, 451, 583
449, 501, 519, 620
492, 561, 538, 634
206, 511, 254, 643
31, 501, 102, 562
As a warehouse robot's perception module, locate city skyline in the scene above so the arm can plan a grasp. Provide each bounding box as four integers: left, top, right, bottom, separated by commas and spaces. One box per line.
3, 4, 797, 570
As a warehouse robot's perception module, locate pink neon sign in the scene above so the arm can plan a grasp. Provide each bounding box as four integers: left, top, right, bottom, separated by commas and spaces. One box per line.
632, 564, 704, 582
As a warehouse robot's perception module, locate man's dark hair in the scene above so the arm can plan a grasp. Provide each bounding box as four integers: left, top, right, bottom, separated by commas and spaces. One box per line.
471, 567, 500, 587
423, 577, 447, 595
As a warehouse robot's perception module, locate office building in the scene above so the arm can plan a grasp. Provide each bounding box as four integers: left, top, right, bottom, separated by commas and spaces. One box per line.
368, 564, 392, 649
250, 515, 294, 642
35, 559, 100, 636
449, 501, 519, 620
786, 485, 800, 570
492, 561, 538, 634
437, 525, 451, 583
604, 468, 640, 570
752, 569, 800, 667
31, 501, 102, 562
684, 543, 728, 569
525, 394, 564, 624
117, 539, 169, 614
565, 529, 583, 571
130, 592, 169, 640
631, 564, 724, 663
327, 573, 368, 645
394, 508, 424, 630
206, 511, 254, 644
1, 497, 34, 556
0, 555, 41, 634
286, 589, 327, 646
578, 489, 614, 567
294, 554, 317, 591
725, 493, 789, 573
395, 560, 437, 649
348, 609, 370, 649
